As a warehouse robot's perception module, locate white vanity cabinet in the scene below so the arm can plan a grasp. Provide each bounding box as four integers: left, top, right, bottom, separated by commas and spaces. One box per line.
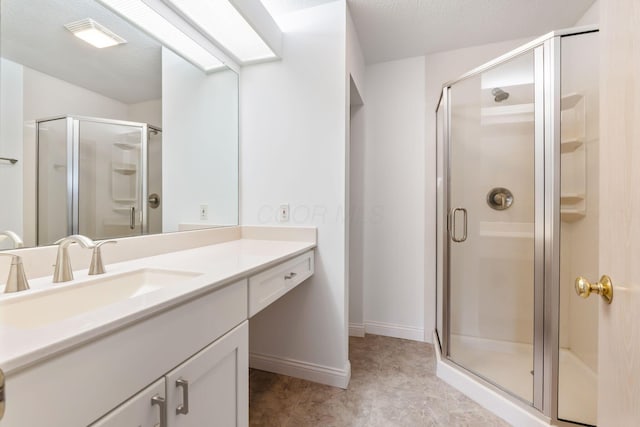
91, 379, 166, 427
0, 245, 315, 427
166, 321, 248, 427
92, 322, 248, 427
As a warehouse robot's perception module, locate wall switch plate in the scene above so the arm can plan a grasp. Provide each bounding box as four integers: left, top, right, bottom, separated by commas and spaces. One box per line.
279, 204, 289, 222
200, 204, 208, 220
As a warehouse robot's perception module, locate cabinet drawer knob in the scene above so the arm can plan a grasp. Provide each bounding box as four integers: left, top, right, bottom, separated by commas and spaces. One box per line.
151, 395, 167, 427
284, 272, 297, 280
176, 378, 190, 415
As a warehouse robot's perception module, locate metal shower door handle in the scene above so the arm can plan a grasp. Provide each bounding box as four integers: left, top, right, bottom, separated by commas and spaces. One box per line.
130, 207, 136, 230
448, 207, 468, 243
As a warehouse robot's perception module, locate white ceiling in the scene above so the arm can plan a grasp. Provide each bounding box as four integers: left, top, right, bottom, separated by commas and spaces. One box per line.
264, 0, 596, 64
2, 0, 162, 104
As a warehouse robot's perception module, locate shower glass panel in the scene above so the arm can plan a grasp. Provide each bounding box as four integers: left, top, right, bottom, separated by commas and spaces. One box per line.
436, 95, 445, 342
37, 118, 70, 245
147, 127, 163, 235
447, 51, 536, 403
558, 32, 600, 426
78, 121, 144, 239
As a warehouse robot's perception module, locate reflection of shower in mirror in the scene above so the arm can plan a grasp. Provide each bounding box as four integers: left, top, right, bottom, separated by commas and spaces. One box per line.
491, 87, 510, 102
36, 116, 163, 245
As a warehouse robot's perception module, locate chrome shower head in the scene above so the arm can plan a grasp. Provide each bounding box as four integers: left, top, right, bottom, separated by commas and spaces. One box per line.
492, 88, 509, 103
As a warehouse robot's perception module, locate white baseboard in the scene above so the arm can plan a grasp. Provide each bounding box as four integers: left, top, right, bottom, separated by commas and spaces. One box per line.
349, 323, 365, 337
249, 352, 351, 389
364, 321, 424, 342
433, 331, 550, 427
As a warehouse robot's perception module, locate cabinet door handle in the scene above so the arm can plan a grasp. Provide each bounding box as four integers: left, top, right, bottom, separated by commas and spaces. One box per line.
176, 378, 190, 415
151, 395, 167, 427
284, 272, 297, 280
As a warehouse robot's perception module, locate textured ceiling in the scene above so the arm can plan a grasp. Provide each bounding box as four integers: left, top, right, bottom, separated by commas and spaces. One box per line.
263, 0, 596, 64
347, 0, 597, 63
1, 0, 162, 104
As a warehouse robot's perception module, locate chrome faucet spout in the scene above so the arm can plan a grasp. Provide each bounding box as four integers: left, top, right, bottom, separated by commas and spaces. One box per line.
53, 235, 96, 283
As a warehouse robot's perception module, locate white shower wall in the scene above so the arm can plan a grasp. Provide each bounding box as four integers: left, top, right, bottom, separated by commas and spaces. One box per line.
559, 31, 600, 372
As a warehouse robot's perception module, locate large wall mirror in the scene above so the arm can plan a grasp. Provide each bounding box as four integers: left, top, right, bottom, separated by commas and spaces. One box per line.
0, 0, 239, 250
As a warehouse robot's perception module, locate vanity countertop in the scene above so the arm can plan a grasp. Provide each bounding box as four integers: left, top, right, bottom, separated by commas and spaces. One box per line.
0, 234, 316, 374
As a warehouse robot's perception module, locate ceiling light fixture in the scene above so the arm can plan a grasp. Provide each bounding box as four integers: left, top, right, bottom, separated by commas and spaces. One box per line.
65, 18, 127, 48
96, 0, 226, 72
167, 0, 276, 63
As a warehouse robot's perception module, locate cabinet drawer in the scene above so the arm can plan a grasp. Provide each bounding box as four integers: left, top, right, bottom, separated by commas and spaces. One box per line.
248, 250, 314, 317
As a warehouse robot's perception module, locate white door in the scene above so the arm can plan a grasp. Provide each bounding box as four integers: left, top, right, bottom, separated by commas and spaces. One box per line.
597, 0, 640, 425
166, 321, 249, 427
90, 379, 165, 427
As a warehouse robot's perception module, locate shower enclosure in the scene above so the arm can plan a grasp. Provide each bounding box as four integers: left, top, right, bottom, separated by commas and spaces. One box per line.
436, 27, 599, 426
37, 116, 162, 245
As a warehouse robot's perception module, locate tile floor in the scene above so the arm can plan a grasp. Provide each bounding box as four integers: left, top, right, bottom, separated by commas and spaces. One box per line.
249, 334, 511, 426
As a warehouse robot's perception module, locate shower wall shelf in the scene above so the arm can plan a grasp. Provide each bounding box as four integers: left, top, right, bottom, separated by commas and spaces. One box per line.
560, 138, 583, 153
113, 142, 138, 151
561, 93, 583, 110
560, 193, 585, 204
560, 92, 586, 223
560, 209, 586, 222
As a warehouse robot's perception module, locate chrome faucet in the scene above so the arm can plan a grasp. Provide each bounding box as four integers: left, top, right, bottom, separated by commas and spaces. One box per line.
53, 235, 95, 283
0, 231, 24, 249
0, 253, 30, 293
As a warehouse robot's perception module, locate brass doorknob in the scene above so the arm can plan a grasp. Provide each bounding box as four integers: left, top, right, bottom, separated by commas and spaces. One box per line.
575, 275, 613, 304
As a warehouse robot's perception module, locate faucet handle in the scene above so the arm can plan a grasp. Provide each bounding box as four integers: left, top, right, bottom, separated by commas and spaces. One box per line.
89, 240, 117, 276
0, 252, 30, 293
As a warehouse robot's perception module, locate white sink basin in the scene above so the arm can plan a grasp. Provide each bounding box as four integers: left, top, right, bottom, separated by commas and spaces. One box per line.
0, 268, 202, 329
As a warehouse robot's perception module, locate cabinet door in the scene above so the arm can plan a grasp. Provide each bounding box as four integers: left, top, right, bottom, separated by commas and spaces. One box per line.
90, 379, 165, 427
166, 321, 248, 427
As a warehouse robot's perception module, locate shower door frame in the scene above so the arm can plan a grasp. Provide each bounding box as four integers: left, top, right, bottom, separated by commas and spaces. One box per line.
36, 115, 150, 244
436, 26, 599, 425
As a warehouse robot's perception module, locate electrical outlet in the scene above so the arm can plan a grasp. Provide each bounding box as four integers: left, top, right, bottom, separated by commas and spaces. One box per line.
279, 204, 289, 222
200, 204, 208, 220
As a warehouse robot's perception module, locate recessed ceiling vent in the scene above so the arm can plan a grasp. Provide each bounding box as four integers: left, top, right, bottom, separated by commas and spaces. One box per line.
64, 18, 127, 48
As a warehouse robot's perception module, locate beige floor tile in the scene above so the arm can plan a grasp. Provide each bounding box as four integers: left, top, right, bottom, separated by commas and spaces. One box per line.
249, 335, 511, 426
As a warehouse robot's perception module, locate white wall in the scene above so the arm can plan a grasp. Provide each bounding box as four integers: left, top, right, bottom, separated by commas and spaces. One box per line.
347, 4, 367, 335
576, 0, 599, 25
361, 56, 426, 341
23, 67, 129, 120
128, 99, 162, 127
162, 48, 239, 231
241, 1, 350, 386
0, 59, 24, 250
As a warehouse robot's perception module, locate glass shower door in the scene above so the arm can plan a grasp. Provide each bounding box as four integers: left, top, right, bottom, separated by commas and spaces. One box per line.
78, 120, 144, 239
447, 50, 538, 404
37, 117, 71, 245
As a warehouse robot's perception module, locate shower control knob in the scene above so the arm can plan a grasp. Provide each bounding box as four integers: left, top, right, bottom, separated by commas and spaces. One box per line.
575, 275, 614, 304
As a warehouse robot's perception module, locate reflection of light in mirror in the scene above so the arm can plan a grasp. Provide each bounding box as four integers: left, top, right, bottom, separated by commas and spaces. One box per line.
97, 0, 225, 71
64, 18, 127, 49
169, 0, 276, 62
